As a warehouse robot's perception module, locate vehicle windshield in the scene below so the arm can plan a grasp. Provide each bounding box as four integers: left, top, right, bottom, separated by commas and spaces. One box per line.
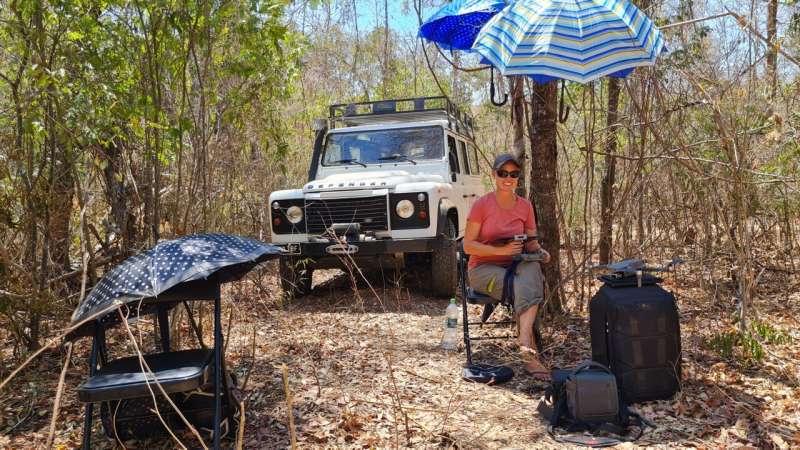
322, 126, 444, 166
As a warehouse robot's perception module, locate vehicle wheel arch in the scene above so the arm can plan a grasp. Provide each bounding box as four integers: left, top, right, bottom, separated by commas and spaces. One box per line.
436, 199, 459, 238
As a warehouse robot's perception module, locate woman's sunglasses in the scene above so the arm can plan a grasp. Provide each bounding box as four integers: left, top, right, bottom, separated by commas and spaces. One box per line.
496, 169, 521, 179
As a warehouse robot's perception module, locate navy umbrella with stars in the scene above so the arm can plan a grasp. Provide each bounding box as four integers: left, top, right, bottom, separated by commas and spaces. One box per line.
69, 233, 282, 333
68, 233, 282, 450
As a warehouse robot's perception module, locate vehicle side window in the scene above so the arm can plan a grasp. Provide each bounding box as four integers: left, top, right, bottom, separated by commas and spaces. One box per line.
447, 135, 460, 174
325, 141, 342, 162
458, 140, 471, 174
469, 143, 480, 174
323, 139, 362, 163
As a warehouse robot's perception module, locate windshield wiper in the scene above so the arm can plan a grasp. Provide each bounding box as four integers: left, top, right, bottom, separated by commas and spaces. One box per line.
378, 154, 417, 165
330, 158, 367, 167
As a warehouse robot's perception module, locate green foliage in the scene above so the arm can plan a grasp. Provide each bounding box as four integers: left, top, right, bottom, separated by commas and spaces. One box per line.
0, 0, 303, 349
706, 321, 792, 365
707, 329, 764, 364
751, 320, 793, 345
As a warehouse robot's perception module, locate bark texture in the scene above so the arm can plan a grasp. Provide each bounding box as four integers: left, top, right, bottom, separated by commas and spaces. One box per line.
599, 77, 621, 264
528, 81, 562, 312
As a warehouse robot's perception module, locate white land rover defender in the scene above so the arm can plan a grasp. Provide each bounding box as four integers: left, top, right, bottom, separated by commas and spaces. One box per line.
269, 97, 484, 298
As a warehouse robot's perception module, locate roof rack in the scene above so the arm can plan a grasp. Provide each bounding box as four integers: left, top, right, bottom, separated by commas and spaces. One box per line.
328, 96, 475, 136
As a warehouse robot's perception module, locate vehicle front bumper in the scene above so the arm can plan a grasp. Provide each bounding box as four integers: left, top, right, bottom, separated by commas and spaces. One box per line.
276, 236, 445, 258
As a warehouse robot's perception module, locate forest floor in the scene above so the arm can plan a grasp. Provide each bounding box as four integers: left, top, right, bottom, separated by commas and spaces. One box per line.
2, 261, 800, 449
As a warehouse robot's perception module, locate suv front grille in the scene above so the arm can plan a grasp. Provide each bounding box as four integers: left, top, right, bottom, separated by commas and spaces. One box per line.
305, 196, 388, 234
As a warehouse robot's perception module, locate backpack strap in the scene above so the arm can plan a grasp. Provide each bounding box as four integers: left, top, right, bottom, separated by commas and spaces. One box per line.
534, 376, 568, 428
589, 290, 610, 366
549, 418, 646, 448
627, 408, 655, 428
500, 260, 522, 307
547, 429, 624, 448
549, 386, 566, 427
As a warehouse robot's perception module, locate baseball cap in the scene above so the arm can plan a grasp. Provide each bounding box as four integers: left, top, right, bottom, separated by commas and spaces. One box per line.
492, 153, 521, 170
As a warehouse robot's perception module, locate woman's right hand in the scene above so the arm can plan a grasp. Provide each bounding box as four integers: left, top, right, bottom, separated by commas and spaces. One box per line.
497, 241, 523, 256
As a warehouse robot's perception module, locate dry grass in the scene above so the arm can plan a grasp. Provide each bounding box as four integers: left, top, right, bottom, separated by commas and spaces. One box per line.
1, 262, 799, 449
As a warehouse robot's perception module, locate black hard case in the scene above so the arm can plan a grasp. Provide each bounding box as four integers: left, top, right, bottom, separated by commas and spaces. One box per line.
590, 283, 682, 403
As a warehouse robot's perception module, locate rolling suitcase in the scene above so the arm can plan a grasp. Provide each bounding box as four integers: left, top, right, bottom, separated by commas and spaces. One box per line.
590, 280, 681, 403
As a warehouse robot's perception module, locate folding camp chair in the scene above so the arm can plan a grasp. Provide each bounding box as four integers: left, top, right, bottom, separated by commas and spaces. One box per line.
458, 242, 544, 366
67, 233, 280, 449
73, 278, 237, 449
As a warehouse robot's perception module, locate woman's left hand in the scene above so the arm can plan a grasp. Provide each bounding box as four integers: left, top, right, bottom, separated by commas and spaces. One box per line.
524, 240, 541, 253
540, 249, 551, 264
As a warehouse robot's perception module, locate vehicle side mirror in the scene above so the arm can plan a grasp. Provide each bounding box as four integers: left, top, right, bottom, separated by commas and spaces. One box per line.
312, 118, 327, 131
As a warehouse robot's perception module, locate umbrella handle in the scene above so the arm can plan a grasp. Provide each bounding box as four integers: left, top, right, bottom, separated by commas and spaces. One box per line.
490, 68, 508, 107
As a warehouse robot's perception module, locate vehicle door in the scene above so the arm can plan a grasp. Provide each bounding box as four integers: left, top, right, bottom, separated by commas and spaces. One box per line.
446, 134, 468, 236
457, 138, 483, 216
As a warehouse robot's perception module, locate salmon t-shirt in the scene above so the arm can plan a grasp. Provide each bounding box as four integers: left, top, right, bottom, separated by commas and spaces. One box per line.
466, 193, 536, 270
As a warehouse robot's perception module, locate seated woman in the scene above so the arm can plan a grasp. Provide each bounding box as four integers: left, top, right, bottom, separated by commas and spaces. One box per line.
463, 154, 551, 380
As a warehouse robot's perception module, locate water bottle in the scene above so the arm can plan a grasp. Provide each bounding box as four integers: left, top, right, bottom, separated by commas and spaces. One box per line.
442, 298, 459, 350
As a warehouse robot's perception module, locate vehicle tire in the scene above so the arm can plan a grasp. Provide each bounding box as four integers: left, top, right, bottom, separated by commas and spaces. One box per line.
431, 219, 458, 298
279, 257, 313, 298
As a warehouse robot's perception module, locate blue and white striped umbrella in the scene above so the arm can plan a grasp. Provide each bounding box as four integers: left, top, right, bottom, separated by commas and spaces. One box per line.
472, 0, 666, 84
419, 0, 507, 51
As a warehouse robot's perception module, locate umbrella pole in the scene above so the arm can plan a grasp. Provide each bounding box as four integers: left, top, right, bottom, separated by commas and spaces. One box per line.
81, 330, 99, 450
213, 283, 222, 450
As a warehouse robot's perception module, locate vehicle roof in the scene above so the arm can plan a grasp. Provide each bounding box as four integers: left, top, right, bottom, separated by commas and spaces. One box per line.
328, 97, 474, 137
327, 120, 446, 133
326, 120, 472, 140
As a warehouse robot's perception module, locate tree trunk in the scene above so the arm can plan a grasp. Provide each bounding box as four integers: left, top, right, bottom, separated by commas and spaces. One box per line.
102, 140, 137, 255
49, 95, 74, 273
599, 77, 621, 264
528, 81, 562, 312
766, 0, 778, 101
49, 142, 74, 272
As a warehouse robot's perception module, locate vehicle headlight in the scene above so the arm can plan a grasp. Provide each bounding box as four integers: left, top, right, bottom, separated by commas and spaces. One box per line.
286, 205, 303, 224
395, 200, 414, 219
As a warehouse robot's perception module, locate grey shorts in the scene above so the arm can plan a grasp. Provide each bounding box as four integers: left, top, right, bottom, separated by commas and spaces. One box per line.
467, 261, 544, 313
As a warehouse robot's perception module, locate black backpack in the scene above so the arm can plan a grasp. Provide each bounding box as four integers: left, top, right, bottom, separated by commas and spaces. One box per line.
590, 281, 682, 403
537, 361, 653, 448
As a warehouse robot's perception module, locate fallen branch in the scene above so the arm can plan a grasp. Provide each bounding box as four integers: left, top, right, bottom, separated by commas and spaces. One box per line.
48, 255, 114, 286
0, 302, 119, 392
0, 288, 26, 300
281, 364, 298, 450
240, 325, 257, 392
3, 395, 36, 435
120, 306, 207, 450
236, 400, 246, 450
46, 342, 73, 449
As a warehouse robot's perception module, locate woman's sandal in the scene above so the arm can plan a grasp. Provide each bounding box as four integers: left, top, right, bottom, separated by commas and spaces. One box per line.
521, 347, 552, 381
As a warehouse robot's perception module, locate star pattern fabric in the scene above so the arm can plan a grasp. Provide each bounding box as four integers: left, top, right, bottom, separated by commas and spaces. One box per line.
71, 233, 281, 325
418, 0, 507, 51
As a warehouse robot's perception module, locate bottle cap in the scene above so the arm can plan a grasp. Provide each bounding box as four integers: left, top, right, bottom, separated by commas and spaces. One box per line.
450, 298, 457, 304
